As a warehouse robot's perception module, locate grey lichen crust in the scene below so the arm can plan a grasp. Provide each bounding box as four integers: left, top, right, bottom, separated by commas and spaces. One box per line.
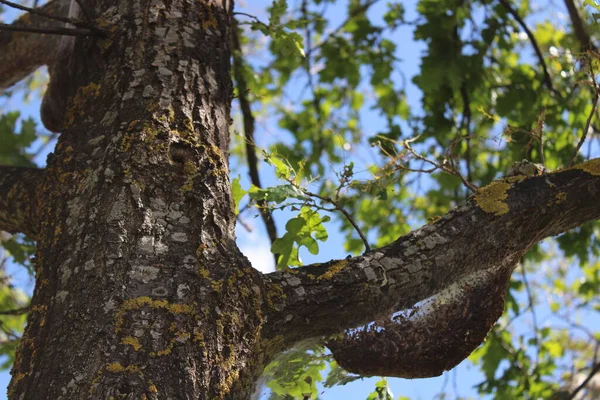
507, 159, 546, 177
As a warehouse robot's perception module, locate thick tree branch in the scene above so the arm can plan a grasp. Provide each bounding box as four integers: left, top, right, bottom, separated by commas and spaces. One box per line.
0, 0, 69, 90
264, 160, 600, 351
0, 166, 45, 238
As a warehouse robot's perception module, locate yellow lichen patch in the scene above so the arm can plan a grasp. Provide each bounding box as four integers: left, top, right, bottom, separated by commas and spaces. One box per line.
155, 105, 175, 126
427, 215, 441, 224
30, 305, 48, 327
211, 280, 223, 292
180, 160, 200, 193
127, 120, 141, 132
90, 363, 155, 396
198, 266, 210, 279
577, 158, 600, 175
196, 244, 207, 258
266, 283, 286, 310
317, 260, 347, 281
121, 336, 142, 351
140, 122, 159, 144
554, 192, 567, 205
114, 296, 194, 333
119, 131, 135, 153
474, 181, 511, 216
62, 145, 74, 163
106, 362, 140, 373
201, 6, 218, 30
53, 225, 62, 245
183, 117, 194, 133
8, 336, 36, 395
193, 330, 205, 343
64, 82, 101, 127
505, 175, 527, 183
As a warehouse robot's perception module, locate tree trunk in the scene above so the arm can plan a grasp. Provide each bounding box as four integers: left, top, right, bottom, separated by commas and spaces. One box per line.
8, 0, 271, 398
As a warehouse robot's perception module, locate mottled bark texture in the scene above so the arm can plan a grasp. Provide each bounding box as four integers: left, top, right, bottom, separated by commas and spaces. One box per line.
1, 0, 600, 398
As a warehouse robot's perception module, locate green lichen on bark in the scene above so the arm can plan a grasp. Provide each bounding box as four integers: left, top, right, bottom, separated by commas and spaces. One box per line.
474, 181, 511, 216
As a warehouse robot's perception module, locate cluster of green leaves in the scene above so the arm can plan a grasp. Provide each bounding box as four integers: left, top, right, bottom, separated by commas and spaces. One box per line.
0, 110, 37, 370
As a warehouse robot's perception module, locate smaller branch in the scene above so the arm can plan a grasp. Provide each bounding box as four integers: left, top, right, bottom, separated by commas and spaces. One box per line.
0, 319, 19, 340
0, 307, 28, 316
302, 189, 371, 252
232, 21, 279, 265
459, 83, 473, 185
567, 362, 600, 400
235, 214, 254, 233
403, 137, 479, 193
0, 23, 97, 36
569, 72, 599, 166
0, 0, 97, 31
233, 12, 270, 30
498, 0, 555, 94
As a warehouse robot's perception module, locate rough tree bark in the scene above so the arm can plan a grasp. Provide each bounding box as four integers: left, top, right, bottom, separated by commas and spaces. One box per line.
1, 0, 600, 399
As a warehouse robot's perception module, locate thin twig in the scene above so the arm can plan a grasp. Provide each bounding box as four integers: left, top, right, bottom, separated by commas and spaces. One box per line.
567, 362, 600, 400
233, 12, 270, 30
403, 137, 479, 193
459, 82, 473, 186
498, 0, 555, 94
520, 262, 541, 364
569, 71, 599, 166
303, 190, 371, 252
0, 23, 97, 36
235, 215, 254, 233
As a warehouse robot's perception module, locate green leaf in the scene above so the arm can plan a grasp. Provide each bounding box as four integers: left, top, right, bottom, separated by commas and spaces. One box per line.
269, 0, 288, 26
230, 175, 247, 214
